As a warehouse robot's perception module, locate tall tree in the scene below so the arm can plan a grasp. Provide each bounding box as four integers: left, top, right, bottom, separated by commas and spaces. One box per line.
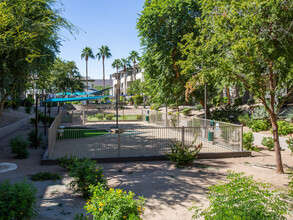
111, 59, 123, 96
181, 0, 293, 173
96, 45, 112, 89
121, 58, 131, 95
0, 0, 74, 115
137, 0, 201, 111
81, 47, 94, 92
128, 50, 140, 81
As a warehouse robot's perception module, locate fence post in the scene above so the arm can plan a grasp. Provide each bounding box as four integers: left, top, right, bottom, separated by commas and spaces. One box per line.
240, 125, 243, 151
118, 130, 121, 157
182, 126, 185, 146
141, 109, 143, 121
123, 109, 125, 121
82, 110, 85, 125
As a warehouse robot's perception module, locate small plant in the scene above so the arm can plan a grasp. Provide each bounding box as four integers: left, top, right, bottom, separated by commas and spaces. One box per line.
165, 137, 202, 166
30, 172, 61, 181
252, 106, 269, 120
151, 103, 161, 111
182, 107, 192, 116
261, 137, 275, 151
170, 113, 178, 127
271, 120, 293, 136
190, 171, 289, 219
238, 113, 252, 126
286, 133, 293, 153
28, 129, 42, 148
211, 105, 243, 123
137, 114, 142, 120
10, 136, 29, 159
133, 95, 143, 106
250, 119, 270, 132
95, 113, 104, 120
0, 179, 38, 219
84, 183, 145, 220
105, 114, 114, 120
68, 159, 108, 198
25, 105, 32, 114
194, 103, 202, 110
57, 154, 79, 170
243, 132, 259, 151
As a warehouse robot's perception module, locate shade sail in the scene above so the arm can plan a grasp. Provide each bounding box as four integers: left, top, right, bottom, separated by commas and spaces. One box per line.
55, 87, 112, 96
43, 95, 111, 103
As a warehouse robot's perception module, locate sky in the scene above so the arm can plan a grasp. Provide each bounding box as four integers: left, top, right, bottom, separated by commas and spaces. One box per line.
57, 0, 145, 80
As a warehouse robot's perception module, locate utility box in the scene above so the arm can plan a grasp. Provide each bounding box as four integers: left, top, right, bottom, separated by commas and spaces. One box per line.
208, 131, 214, 141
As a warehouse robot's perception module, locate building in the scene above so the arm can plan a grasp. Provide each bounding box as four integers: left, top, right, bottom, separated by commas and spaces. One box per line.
110, 65, 144, 96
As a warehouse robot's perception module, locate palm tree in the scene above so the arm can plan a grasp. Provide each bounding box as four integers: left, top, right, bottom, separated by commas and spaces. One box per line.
121, 58, 131, 95
81, 47, 95, 92
128, 51, 140, 81
111, 59, 123, 96
96, 45, 112, 89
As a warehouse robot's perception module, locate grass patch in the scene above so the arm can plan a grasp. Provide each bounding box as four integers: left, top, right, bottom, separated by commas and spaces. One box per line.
87, 115, 140, 121
58, 128, 109, 140
30, 172, 61, 181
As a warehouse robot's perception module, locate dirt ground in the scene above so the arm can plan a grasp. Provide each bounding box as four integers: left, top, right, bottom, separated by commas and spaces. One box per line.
1, 122, 293, 219
0, 107, 33, 128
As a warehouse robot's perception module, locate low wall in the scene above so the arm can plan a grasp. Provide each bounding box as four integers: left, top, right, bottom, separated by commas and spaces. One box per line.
0, 116, 33, 139
253, 132, 289, 151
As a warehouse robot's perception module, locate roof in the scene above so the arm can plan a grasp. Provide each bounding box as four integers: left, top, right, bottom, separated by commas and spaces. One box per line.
43, 95, 111, 103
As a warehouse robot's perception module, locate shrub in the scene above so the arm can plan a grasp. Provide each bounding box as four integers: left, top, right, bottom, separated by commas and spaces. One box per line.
261, 137, 275, 151
137, 115, 142, 120
170, 113, 178, 127
103, 97, 109, 102
243, 132, 258, 151
12, 98, 21, 110
0, 179, 38, 219
194, 103, 202, 110
271, 120, 293, 136
250, 119, 270, 132
133, 95, 143, 106
191, 171, 289, 219
211, 105, 243, 123
10, 137, 29, 159
252, 106, 269, 120
95, 113, 104, 120
23, 97, 34, 107
182, 107, 192, 116
165, 137, 202, 166
234, 97, 242, 106
30, 172, 61, 181
286, 133, 293, 153
105, 114, 114, 120
247, 98, 255, 105
85, 183, 145, 220
238, 113, 252, 126
68, 159, 108, 198
57, 154, 79, 170
28, 129, 42, 148
25, 105, 32, 114
151, 103, 161, 111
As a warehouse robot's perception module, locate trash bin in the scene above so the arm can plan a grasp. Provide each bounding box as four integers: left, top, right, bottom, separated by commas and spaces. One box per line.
208, 131, 214, 141
146, 116, 149, 122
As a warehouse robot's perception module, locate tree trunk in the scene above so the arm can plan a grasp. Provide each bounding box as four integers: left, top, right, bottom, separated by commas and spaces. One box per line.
225, 86, 231, 106
199, 99, 211, 118
269, 113, 284, 173
103, 58, 105, 90
133, 62, 136, 81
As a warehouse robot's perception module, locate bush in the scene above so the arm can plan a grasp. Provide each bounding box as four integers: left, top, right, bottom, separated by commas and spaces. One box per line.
0, 179, 38, 219
12, 98, 21, 110
243, 132, 258, 151
25, 105, 32, 114
211, 105, 243, 123
191, 171, 289, 219
137, 115, 142, 120
57, 154, 79, 170
252, 106, 269, 120
68, 159, 108, 198
103, 97, 109, 102
133, 95, 143, 106
10, 136, 29, 159
30, 172, 61, 181
250, 119, 270, 132
151, 103, 161, 111
23, 97, 34, 107
261, 137, 275, 151
84, 183, 145, 220
105, 114, 114, 120
170, 113, 178, 127
238, 113, 252, 126
95, 113, 104, 120
286, 134, 293, 153
234, 97, 242, 106
271, 120, 293, 136
165, 137, 202, 166
194, 103, 202, 110
182, 107, 192, 116
28, 129, 42, 148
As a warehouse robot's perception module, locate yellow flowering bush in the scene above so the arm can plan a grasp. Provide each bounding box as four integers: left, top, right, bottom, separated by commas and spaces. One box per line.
84, 183, 145, 220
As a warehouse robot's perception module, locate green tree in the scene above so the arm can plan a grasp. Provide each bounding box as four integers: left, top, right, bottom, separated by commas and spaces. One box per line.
128, 50, 140, 81
137, 0, 201, 111
111, 59, 123, 96
0, 0, 73, 115
121, 58, 131, 95
81, 47, 95, 92
51, 58, 84, 97
127, 80, 143, 96
96, 45, 112, 89
181, 0, 293, 173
